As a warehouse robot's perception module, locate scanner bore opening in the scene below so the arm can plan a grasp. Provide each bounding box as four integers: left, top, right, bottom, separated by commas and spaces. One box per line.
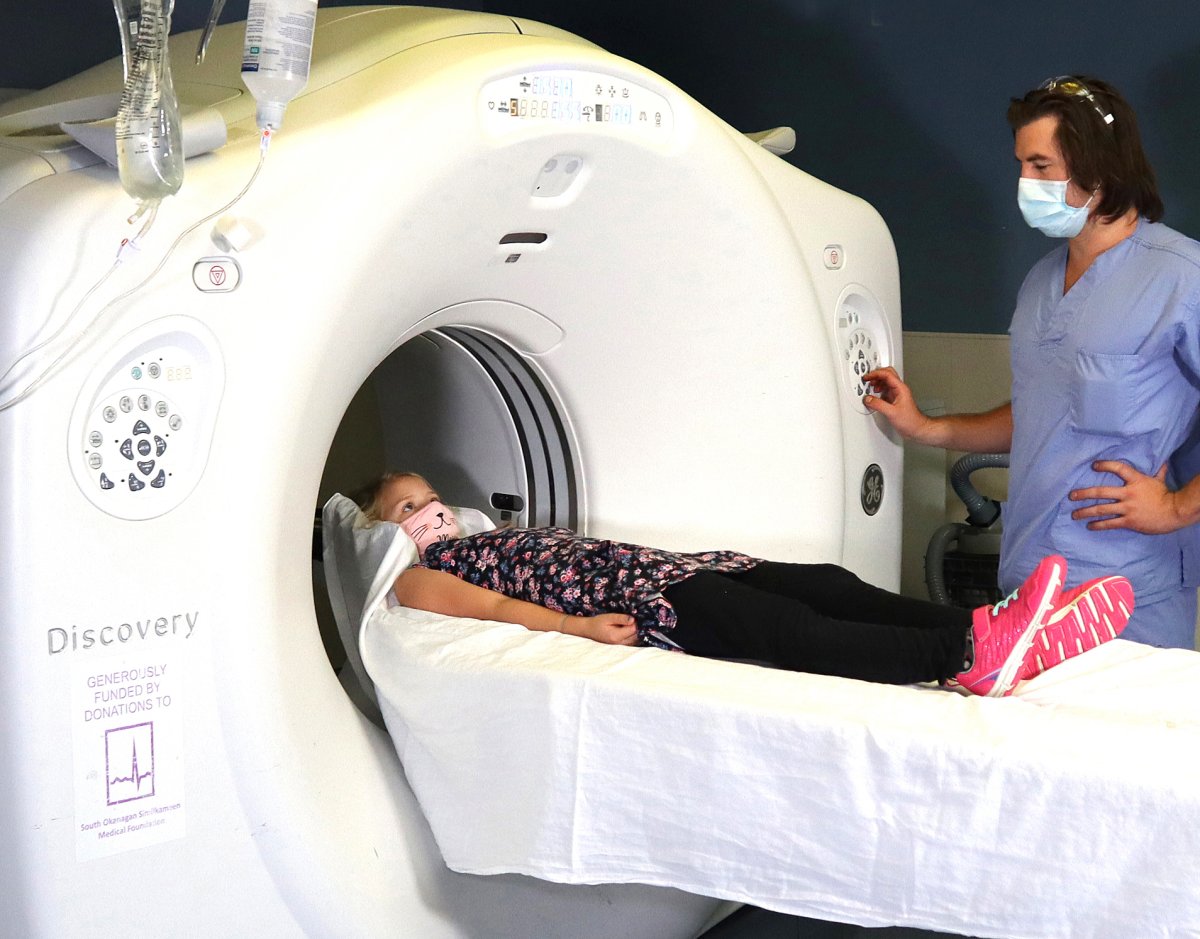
313, 325, 581, 709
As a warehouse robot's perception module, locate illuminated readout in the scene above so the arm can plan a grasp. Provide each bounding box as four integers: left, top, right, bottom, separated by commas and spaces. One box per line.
482, 69, 672, 133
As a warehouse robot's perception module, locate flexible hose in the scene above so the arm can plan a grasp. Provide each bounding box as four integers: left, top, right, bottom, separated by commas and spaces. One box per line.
949, 452, 1010, 527
925, 522, 971, 606
926, 452, 1010, 605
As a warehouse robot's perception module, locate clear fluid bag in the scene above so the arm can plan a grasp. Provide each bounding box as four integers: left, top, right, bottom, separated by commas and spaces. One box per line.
241, 0, 318, 131
112, 0, 184, 212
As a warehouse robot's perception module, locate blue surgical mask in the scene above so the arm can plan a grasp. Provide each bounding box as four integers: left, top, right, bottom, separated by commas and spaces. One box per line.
1017, 177, 1094, 238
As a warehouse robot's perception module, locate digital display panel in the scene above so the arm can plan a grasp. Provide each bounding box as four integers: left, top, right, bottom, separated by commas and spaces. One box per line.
482, 69, 672, 135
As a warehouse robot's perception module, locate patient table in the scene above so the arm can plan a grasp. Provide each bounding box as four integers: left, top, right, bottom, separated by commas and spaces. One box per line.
369, 605, 1200, 939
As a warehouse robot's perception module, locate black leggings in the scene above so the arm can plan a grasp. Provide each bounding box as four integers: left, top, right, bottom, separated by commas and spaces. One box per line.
661, 562, 972, 685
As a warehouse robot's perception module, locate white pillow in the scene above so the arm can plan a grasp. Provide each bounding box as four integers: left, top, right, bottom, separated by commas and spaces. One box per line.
320, 493, 495, 708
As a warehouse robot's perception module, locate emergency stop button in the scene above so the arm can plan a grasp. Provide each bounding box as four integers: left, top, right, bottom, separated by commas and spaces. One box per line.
192, 257, 241, 293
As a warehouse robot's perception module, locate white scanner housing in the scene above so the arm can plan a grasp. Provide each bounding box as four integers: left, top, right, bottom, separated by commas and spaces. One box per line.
0, 6, 902, 936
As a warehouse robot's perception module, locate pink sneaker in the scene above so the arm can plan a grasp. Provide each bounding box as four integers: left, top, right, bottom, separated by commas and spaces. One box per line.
1018, 575, 1134, 681
954, 554, 1066, 697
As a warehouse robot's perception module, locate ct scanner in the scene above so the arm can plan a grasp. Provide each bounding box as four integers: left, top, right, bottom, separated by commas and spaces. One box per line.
0, 5, 909, 936
6, 8, 1200, 939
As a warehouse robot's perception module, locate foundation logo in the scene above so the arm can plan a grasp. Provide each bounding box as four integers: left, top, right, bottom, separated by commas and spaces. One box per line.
106, 721, 155, 806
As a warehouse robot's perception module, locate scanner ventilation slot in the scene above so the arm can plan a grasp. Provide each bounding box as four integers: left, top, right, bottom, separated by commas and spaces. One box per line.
499, 232, 548, 245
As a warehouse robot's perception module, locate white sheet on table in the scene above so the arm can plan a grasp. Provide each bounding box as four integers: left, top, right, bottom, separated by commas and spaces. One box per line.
362, 607, 1200, 939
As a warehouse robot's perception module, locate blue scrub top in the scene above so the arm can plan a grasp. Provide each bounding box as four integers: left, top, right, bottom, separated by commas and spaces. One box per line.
1002, 219, 1200, 648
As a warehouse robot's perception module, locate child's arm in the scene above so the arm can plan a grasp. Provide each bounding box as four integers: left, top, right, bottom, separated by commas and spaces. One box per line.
394, 568, 639, 645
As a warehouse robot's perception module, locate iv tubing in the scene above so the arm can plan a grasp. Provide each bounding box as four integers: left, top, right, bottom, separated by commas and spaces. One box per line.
0, 131, 272, 413
195, 0, 230, 65
0, 203, 160, 394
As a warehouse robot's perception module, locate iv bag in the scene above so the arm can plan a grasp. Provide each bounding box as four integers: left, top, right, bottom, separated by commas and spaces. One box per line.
241, 0, 318, 131
112, 0, 184, 208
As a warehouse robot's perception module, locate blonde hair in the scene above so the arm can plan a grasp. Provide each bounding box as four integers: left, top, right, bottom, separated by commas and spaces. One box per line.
352, 471, 429, 522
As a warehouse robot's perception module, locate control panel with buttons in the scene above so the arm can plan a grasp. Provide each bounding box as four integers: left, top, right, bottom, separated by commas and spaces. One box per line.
67, 316, 225, 520
834, 285, 892, 414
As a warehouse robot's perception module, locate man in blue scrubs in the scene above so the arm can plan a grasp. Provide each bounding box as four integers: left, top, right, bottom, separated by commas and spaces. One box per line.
865, 75, 1200, 649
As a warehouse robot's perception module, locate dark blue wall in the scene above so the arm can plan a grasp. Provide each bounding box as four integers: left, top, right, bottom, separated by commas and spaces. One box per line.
5, 2, 1200, 333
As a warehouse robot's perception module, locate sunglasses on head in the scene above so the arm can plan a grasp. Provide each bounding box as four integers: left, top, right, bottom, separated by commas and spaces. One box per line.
1039, 75, 1116, 127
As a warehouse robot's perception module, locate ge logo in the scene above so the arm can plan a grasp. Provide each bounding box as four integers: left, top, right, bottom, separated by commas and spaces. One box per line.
208, 265, 227, 286
860, 464, 884, 516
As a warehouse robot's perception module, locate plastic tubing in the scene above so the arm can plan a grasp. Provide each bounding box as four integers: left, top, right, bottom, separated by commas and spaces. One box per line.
949, 452, 1010, 528
195, 0, 229, 65
0, 132, 271, 413
924, 522, 971, 606
0, 0, 187, 410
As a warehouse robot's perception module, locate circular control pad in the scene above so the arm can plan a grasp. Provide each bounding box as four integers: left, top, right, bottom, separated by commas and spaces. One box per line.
835, 287, 892, 414
843, 326, 881, 406
68, 317, 224, 520
83, 394, 181, 494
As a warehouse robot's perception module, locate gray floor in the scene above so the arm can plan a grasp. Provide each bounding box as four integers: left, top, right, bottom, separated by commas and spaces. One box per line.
703, 906, 977, 939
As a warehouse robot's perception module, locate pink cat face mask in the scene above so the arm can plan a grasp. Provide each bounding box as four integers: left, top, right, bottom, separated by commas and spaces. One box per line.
399, 500, 461, 554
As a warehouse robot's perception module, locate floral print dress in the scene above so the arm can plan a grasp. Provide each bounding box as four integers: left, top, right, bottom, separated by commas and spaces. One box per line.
416, 527, 761, 650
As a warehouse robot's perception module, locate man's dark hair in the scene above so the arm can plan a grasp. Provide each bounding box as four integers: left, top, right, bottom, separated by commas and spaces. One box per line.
1007, 75, 1164, 223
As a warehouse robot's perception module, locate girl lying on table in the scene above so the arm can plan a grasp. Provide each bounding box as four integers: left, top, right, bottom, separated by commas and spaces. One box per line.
357, 472, 1133, 697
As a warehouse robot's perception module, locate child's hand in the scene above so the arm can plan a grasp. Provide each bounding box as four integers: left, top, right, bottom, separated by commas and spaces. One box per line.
579, 613, 639, 645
